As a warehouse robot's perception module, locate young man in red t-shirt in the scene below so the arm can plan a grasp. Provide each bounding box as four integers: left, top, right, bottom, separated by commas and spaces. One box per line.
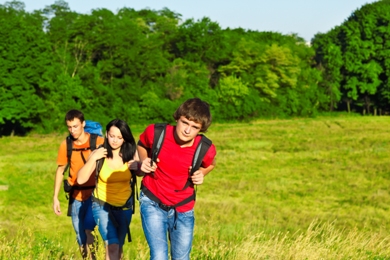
137, 98, 217, 260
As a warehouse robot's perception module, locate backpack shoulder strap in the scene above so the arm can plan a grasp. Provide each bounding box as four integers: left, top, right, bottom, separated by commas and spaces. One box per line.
177, 135, 212, 191
95, 157, 105, 181
94, 157, 105, 202
190, 135, 212, 175
66, 136, 73, 163
89, 133, 98, 151
151, 123, 167, 164
63, 136, 73, 176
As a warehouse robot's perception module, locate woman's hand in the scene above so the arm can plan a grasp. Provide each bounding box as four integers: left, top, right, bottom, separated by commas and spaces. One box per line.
127, 160, 140, 171
89, 147, 107, 161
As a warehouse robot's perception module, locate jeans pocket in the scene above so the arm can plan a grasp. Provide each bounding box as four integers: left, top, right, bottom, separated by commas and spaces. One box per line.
180, 209, 194, 218
139, 191, 158, 208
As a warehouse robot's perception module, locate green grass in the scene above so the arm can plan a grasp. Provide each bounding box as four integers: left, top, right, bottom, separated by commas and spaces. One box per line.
1, 116, 390, 259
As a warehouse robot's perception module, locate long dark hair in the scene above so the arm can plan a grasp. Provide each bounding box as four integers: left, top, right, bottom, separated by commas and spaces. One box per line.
104, 119, 136, 163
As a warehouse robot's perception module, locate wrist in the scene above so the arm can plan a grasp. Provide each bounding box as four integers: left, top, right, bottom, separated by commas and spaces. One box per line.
136, 161, 143, 176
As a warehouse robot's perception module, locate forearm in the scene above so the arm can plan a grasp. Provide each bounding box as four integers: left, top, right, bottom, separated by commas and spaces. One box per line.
137, 145, 148, 161
77, 159, 96, 184
200, 159, 216, 176
53, 166, 65, 199
200, 165, 214, 176
136, 145, 153, 176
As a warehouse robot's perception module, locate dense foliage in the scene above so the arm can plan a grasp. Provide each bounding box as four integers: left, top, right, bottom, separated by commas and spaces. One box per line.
0, 0, 389, 135
312, 0, 390, 115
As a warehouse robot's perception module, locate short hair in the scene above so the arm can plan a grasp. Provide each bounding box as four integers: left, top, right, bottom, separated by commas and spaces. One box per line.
173, 98, 212, 132
104, 119, 136, 163
65, 109, 84, 123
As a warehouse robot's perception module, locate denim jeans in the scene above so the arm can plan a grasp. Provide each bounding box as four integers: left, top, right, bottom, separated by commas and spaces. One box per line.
139, 191, 195, 260
70, 196, 96, 246
92, 199, 133, 247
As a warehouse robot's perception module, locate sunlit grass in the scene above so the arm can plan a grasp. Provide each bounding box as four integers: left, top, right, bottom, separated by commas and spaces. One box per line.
1, 115, 390, 259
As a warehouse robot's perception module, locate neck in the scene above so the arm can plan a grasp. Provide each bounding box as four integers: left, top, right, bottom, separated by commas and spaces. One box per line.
112, 147, 121, 156
73, 132, 88, 145
174, 131, 194, 147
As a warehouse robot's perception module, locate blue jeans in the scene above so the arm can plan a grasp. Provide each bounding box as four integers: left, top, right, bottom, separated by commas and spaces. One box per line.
92, 199, 133, 247
70, 196, 96, 246
139, 191, 195, 260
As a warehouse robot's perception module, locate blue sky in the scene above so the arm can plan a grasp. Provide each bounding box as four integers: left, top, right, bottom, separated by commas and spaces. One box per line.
3, 0, 377, 42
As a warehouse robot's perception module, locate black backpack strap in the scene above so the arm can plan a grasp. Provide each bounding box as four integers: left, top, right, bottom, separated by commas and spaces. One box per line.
190, 135, 212, 175
95, 157, 105, 196
130, 169, 137, 214
127, 169, 138, 243
151, 123, 167, 164
66, 136, 73, 163
89, 133, 98, 151
176, 135, 212, 191
150, 123, 167, 167
63, 136, 73, 176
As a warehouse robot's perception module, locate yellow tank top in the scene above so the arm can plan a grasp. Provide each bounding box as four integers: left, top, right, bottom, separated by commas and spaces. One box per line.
94, 160, 132, 207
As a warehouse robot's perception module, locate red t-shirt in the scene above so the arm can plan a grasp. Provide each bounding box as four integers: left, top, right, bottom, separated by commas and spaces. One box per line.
139, 124, 216, 212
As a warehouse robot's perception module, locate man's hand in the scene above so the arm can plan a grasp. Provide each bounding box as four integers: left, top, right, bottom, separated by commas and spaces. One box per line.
53, 197, 61, 216
140, 158, 159, 174
190, 167, 205, 185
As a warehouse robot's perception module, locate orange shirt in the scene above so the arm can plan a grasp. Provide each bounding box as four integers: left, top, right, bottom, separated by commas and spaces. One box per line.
57, 133, 104, 201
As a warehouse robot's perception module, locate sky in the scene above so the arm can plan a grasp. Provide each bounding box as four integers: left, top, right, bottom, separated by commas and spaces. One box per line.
2, 0, 378, 42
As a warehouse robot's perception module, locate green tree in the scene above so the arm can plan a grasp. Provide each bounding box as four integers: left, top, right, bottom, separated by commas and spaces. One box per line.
312, 30, 343, 111
313, 1, 390, 114
0, 2, 52, 135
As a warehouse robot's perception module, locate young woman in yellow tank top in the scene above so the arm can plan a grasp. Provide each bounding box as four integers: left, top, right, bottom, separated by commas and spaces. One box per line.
78, 119, 139, 260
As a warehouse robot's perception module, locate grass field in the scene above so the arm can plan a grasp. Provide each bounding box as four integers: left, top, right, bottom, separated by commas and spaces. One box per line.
1, 115, 390, 259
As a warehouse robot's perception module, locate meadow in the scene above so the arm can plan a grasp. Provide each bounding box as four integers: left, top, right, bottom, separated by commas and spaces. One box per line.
1, 115, 390, 259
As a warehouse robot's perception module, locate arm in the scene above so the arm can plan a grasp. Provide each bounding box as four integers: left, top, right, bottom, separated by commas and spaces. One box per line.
77, 147, 107, 184
53, 165, 66, 215
137, 144, 158, 176
127, 150, 141, 173
191, 158, 216, 185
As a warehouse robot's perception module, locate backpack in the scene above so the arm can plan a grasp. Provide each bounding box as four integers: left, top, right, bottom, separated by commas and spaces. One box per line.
62, 120, 103, 216
63, 120, 103, 174
151, 123, 212, 190
84, 120, 103, 137
142, 123, 212, 223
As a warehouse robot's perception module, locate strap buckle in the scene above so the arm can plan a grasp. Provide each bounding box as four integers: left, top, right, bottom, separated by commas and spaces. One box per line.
158, 203, 174, 212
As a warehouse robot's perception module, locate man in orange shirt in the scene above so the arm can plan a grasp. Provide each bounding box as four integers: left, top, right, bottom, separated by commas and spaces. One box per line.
53, 109, 104, 259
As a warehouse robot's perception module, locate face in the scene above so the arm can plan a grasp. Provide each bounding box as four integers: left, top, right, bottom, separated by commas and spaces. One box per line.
66, 118, 85, 140
175, 116, 202, 145
107, 126, 124, 150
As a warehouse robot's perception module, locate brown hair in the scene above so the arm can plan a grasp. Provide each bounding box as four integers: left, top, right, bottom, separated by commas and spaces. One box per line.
65, 109, 84, 123
173, 98, 212, 132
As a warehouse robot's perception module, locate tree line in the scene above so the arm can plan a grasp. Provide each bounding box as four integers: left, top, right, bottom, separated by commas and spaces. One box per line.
0, 0, 389, 135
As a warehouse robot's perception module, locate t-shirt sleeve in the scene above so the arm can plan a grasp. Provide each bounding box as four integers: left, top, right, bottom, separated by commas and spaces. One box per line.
138, 124, 155, 149
201, 144, 216, 168
56, 139, 68, 166
97, 136, 104, 147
